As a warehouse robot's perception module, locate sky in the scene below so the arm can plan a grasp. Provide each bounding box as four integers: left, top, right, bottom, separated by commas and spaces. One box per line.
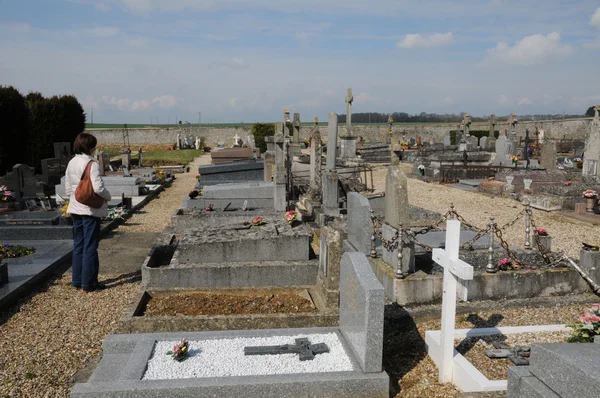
1, 0, 600, 124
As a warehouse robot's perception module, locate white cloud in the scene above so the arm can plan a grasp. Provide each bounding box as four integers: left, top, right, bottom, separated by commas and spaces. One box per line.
442, 96, 454, 105
101, 95, 179, 112
227, 57, 249, 69
353, 92, 374, 104
396, 32, 455, 49
591, 7, 600, 29
86, 26, 120, 37
482, 32, 572, 66
518, 97, 533, 105
498, 95, 510, 105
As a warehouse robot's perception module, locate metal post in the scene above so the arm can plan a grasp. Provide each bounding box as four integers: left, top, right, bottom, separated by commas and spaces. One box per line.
524, 203, 532, 250
486, 217, 497, 273
395, 222, 405, 279
370, 210, 377, 258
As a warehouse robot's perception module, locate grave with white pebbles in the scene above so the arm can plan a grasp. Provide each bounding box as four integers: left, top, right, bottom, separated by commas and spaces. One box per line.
143, 333, 354, 380
71, 252, 389, 398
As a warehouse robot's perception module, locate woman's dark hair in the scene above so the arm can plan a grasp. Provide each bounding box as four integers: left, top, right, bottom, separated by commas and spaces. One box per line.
73, 133, 98, 155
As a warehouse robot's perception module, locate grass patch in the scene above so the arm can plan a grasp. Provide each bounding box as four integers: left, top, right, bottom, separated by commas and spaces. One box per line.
96, 148, 203, 167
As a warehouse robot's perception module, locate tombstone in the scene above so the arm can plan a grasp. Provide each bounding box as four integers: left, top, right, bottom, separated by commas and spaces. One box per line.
176, 133, 182, 150
489, 114, 496, 138
195, 137, 202, 150
582, 105, 600, 179
480, 137, 488, 151
121, 150, 131, 171
290, 113, 302, 157
41, 158, 62, 185
308, 126, 322, 200
494, 136, 510, 165
537, 129, 545, 145
540, 141, 557, 171
12, 164, 37, 199
347, 193, 373, 256
273, 133, 286, 211
184, 135, 191, 148
138, 148, 143, 168
97, 152, 106, 176
508, 113, 518, 156
523, 178, 533, 191
427, 220, 474, 383
468, 136, 478, 149
53, 142, 71, 161
505, 175, 515, 193
443, 134, 452, 147
345, 88, 353, 136
415, 135, 422, 147
323, 112, 339, 216
382, 165, 414, 278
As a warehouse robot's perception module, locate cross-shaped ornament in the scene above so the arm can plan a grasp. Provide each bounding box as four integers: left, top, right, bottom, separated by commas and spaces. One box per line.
233, 133, 240, 144
432, 219, 474, 383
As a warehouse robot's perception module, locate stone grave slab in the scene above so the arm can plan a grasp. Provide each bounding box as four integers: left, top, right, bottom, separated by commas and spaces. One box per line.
346, 193, 372, 256
0, 240, 73, 311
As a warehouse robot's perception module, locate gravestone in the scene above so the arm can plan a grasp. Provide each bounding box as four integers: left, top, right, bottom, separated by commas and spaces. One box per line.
468, 136, 478, 149
540, 141, 557, 171
308, 126, 322, 200
41, 158, 61, 185
138, 148, 143, 168
290, 113, 302, 157
382, 165, 414, 278
508, 113, 518, 156
53, 142, 71, 161
347, 193, 373, 256
339, 252, 384, 373
428, 220, 474, 383
121, 150, 131, 171
323, 112, 339, 216
273, 133, 286, 211
494, 136, 510, 165
489, 114, 496, 137
97, 151, 106, 176
443, 134, 451, 147
582, 105, 600, 179
12, 164, 37, 199
488, 137, 497, 152
480, 137, 488, 151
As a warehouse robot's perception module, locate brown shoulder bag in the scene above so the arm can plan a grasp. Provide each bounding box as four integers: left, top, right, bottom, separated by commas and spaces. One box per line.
75, 160, 105, 209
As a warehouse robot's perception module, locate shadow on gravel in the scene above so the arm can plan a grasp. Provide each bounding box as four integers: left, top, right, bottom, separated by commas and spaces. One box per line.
102, 270, 142, 289
383, 303, 427, 397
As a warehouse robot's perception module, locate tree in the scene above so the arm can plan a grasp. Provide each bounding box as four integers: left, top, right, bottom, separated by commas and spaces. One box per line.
586, 106, 597, 117
26, 94, 55, 167
53, 95, 86, 143
0, 86, 29, 174
251, 123, 275, 152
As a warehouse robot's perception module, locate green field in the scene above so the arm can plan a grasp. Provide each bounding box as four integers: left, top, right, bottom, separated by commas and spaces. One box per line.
98, 148, 203, 166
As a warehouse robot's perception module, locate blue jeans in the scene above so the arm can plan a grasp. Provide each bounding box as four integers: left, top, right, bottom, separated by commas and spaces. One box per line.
71, 214, 101, 290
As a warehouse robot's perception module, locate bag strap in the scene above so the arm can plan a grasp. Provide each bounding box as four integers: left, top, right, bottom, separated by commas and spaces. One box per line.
80, 160, 94, 180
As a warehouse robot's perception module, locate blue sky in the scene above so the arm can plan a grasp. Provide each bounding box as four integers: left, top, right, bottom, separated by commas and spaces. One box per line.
1, 0, 600, 123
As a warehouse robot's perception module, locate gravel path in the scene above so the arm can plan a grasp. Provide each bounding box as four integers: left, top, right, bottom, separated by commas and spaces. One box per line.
369, 164, 600, 258
0, 155, 207, 397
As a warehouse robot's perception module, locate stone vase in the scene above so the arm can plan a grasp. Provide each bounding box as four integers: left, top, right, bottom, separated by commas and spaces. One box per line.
536, 235, 552, 252
586, 197, 596, 213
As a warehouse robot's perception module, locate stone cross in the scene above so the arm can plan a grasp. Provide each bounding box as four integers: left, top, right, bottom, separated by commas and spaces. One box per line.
489, 114, 496, 137
293, 113, 301, 144
508, 114, 518, 156
594, 105, 600, 121
432, 219, 474, 383
314, 117, 319, 126
244, 338, 329, 361
388, 114, 393, 131
233, 133, 240, 146
308, 126, 322, 199
345, 88, 353, 136
462, 114, 472, 136
284, 109, 292, 137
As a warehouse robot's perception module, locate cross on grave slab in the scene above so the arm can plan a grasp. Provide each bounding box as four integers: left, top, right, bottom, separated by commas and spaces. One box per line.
244, 337, 329, 361
432, 219, 474, 383
485, 341, 530, 366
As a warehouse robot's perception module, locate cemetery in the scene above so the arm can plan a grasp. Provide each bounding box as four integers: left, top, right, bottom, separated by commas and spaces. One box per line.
1, 87, 600, 398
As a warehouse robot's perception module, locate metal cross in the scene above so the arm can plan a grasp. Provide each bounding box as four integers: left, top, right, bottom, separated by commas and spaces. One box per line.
244, 337, 330, 361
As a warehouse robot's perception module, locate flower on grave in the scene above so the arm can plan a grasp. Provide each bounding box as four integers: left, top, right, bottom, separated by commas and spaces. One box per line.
195, 174, 201, 181
0, 185, 15, 202
166, 339, 189, 362
188, 189, 201, 199
497, 257, 522, 271
400, 141, 410, 146
536, 228, 548, 236
418, 165, 425, 171
0, 244, 36, 259
252, 216, 265, 226
582, 189, 598, 199
564, 181, 572, 186
510, 155, 519, 164
567, 304, 600, 342
285, 210, 297, 225
204, 204, 213, 212
104, 206, 127, 221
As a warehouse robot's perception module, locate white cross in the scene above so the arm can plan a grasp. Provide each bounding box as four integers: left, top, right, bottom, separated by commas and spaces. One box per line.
233, 133, 240, 144
432, 219, 474, 383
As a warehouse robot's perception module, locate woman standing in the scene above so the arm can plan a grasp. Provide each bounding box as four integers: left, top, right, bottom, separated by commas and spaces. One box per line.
65, 133, 111, 292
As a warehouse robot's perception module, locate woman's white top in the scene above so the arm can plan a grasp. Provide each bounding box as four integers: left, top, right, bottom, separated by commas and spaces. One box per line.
64, 154, 112, 218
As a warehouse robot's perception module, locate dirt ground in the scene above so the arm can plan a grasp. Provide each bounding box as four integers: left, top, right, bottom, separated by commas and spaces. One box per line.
144, 290, 316, 316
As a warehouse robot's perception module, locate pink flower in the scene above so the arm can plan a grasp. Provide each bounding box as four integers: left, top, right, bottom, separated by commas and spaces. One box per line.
591, 303, 600, 311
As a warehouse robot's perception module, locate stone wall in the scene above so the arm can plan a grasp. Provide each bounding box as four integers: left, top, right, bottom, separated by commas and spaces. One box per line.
88, 118, 594, 147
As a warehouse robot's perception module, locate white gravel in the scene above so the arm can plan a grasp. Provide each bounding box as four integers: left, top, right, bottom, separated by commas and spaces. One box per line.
142, 333, 355, 380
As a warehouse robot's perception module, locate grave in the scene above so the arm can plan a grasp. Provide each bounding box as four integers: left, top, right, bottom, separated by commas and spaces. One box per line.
508, 342, 600, 398
0, 211, 73, 240
183, 181, 274, 210
322, 112, 339, 217
41, 158, 63, 185
55, 175, 145, 198
210, 147, 253, 164
582, 105, 600, 180
0, 164, 37, 200
197, 159, 265, 186
72, 252, 389, 397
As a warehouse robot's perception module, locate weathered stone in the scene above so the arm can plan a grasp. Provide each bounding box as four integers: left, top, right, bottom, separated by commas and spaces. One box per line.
384, 165, 409, 227
347, 193, 372, 256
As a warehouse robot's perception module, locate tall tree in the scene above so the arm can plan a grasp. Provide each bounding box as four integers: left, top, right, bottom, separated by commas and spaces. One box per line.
0, 86, 29, 174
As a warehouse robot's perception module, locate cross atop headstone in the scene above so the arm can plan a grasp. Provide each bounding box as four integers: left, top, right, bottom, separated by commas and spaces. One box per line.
489, 114, 496, 137
388, 114, 393, 130
509, 113, 518, 129
233, 133, 240, 146
594, 105, 600, 121
314, 116, 319, 126
345, 88, 353, 136
431, 219, 474, 383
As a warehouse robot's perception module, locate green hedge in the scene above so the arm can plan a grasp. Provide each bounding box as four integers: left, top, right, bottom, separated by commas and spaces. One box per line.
252, 123, 275, 153
448, 130, 499, 145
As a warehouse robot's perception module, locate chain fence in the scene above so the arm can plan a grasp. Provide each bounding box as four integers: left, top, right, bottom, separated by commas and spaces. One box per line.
369, 202, 566, 271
